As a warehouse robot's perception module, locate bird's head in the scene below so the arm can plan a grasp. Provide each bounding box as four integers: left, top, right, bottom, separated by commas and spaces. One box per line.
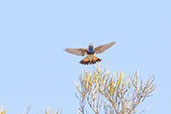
88, 43, 94, 53
89, 43, 93, 47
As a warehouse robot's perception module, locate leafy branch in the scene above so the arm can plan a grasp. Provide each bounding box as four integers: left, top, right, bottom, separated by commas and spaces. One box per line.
75, 65, 155, 114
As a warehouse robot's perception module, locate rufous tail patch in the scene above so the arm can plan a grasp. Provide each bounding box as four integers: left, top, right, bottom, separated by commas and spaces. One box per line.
80, 56, 101, 65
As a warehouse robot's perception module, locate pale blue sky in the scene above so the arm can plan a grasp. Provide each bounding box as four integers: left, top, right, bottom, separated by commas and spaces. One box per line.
0, 0, 171, 114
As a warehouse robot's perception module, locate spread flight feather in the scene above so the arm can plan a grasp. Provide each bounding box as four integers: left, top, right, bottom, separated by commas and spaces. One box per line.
95, 42, 116, 54
65, 48, 87, 56
65, 42, 115, 56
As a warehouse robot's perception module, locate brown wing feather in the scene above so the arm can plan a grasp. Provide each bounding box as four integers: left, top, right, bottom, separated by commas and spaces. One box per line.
65, 48, 87, 56
95, 42, 116, 54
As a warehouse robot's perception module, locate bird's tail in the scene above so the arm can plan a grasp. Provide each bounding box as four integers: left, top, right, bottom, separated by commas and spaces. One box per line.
80, 56, 101, 65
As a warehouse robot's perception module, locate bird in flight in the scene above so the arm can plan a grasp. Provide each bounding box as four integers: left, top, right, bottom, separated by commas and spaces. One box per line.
65, 42, 116, 65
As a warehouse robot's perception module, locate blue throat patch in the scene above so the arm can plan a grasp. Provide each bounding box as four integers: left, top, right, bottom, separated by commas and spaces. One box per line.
88, 46, 94, 53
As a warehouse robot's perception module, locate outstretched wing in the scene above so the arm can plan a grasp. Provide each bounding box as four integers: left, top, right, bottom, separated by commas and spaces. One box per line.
94, 42, 116, 54
65, 48, 87, 56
